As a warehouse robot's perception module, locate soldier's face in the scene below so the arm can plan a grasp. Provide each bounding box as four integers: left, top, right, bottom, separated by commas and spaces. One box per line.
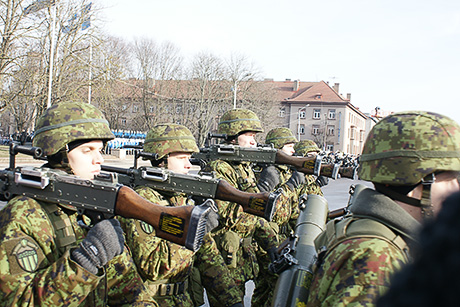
281, 143, 295, 156
238, 132, 257, 148
67, 140, 104, 180
167, 152, 193, 174
431, 171, 460, 216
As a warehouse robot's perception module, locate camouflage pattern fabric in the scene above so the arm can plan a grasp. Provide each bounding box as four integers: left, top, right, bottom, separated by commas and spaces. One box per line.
0, 195, 157, 306
118, 186, 242, 307
305, 188, 419, 306
306, 237, 407, 307
252, 164, 323, 307
207, 159, 279, 301
359, 111, 460, 185
118, 187, 195, 307
143, 124, 199, 160
217, 109, 263, 136
33, 101, 114, 157
294, 140, 320, 155
265, 127, 297, 149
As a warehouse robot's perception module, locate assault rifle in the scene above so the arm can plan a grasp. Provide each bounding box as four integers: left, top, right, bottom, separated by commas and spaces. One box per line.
0, 144, 214, 252
101, 164, 280, 222
193, 143, 357, 180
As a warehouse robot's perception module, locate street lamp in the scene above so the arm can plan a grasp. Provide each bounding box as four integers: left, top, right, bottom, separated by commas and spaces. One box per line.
232, 73, 251, 109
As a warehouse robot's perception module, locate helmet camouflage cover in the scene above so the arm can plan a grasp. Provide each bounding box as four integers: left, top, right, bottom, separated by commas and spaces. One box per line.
33, 101, 114, 156
265, 127, 297, 149
218, 108, 263, 137
143, 123, 199, 160
294, 140, 321, 156
358, 111, 460, 185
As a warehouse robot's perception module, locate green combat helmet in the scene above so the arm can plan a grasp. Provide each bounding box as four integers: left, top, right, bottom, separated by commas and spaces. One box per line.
265, 127, 297, 149
294, 140, 320, 156
358, 111, 460, 185
33, 101, 114, 157
358, 111, 460, 219
143, 123, 199, 160
218, 108, 263, 138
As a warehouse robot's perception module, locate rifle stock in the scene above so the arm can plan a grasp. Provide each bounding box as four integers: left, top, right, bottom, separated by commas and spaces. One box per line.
0, 166, 210, 251
101, 165, 279, 221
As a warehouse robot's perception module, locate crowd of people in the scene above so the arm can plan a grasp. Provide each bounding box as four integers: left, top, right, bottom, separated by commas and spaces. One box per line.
0, 101, 459, 307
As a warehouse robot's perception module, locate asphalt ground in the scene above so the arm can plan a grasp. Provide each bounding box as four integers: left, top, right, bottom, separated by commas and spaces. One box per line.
0, 153, 372, 306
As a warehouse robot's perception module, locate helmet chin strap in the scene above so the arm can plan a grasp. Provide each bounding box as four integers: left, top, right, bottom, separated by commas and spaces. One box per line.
375, 173, 435, 221
419, 173, 435, 220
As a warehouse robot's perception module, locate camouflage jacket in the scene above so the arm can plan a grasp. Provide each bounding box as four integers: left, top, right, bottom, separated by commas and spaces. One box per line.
306, 188, 420, 307
207, 160, 279, 283
118, 187, 242, 307
0, 195, 157, 307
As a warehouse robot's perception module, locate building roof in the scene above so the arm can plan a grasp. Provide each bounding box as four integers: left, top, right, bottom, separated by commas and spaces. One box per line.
268, 80, 348, 103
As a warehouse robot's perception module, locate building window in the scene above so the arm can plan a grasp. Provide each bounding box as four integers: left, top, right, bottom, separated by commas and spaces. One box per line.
350, 127, 356, 140
176, 106, 182, 114
122, 105, 127, 111
299, 124, 305, 135
326, 144, 334, 151
299, 110, 306, 119
360, 130, 365, 142
279, 108, 285, 117
312, 125, 319, 135
327, 125, 335, 136
149, 106, 154, 113
121, 119, 127, 125
328, 109, 336, 120
313, 109, 321, 119
133, 105, 139, 113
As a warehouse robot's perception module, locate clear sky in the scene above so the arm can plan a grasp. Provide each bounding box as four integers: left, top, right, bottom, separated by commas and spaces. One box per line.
99, 0, 460, 124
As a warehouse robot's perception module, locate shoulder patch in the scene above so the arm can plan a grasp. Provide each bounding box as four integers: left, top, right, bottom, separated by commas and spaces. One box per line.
5, 237, 45, 274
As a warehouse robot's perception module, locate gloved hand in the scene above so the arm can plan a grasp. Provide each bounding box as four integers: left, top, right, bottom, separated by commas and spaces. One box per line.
267, 246, 280, 263
71, 219, 124, 274
285, 171, 306, 191
257, 165, 281, 192
201, 199, 220, 233
205, 206, 220, 233
316, 175, 329, 187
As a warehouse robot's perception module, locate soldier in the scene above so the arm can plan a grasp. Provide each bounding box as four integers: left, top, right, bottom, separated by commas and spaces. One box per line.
117, 123, 243, 307
294, 139, 328, 195
0, 101, 157, 306
253, 129, 326, 305
207, 109, 303, 306
306, 111, 460, 306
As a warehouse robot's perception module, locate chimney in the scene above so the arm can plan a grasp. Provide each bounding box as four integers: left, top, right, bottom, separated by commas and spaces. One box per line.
333, 83, 340, 93
293, 80, 300, 91
347, 93, 351, 100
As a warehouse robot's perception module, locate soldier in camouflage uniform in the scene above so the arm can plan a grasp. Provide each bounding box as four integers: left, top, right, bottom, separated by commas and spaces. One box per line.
207, 109, 303, 306
306, 111, 460, 306
294, 139, 327, 197
0, 101, 157, 306
117, 123, 243, 307
253, 129, 325, 306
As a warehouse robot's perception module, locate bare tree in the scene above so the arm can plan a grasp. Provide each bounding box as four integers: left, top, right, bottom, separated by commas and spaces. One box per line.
130, 38, 183, 130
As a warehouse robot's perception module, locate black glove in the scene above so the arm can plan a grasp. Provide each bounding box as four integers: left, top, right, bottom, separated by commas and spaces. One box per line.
257, 165, 281, 192
267, 246, 279, 263
316, 175, 329, 187
71, 219, 124, 274
285, 171, 306, 191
